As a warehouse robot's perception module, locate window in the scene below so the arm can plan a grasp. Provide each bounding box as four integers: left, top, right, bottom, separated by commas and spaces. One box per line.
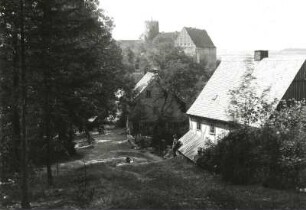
210, 125, 216, 135
196, 121, 201, 130
146, 90, 151, 98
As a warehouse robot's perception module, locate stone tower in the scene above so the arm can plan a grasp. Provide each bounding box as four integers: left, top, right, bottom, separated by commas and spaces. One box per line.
144, 20, 159, 41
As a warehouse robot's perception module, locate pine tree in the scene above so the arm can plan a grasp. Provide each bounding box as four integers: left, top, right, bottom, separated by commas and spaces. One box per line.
1, 0, 129, 205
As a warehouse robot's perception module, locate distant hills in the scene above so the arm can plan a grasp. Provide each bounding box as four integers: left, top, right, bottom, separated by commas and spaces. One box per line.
281, 48, 306, 52
280, 48, 306, 55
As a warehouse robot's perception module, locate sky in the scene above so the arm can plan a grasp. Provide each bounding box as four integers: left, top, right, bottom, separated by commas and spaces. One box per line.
99, 0, 306, 51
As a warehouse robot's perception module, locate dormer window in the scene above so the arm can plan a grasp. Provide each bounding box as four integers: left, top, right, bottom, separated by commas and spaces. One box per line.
146, 90, 151, 98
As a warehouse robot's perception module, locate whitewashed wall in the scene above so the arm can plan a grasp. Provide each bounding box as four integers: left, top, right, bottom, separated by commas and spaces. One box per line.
189, 117, 229, 144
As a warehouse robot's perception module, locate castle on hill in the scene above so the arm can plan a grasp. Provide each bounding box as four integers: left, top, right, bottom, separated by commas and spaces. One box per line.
118, 20, 217, 71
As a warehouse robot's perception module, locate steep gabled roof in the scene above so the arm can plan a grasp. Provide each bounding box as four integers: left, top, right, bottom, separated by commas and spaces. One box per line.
133, 72, 157, 98
184, 27, 215, 48
187, 55, 306, 124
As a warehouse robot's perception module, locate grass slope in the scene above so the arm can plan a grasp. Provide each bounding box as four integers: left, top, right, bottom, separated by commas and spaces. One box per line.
27, 157, 306, 209
2, 128, 306, 209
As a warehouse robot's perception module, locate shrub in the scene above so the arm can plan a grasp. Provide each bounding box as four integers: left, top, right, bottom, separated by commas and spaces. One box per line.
197, 102, 306, 189
196, 140, 220, 173
198, 128, 271, 185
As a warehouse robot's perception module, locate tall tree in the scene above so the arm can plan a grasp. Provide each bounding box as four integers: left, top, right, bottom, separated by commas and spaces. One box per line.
25, 0, 127, 185
139, 38, 212, 107
0, 0, 22, 176
0, 0, 31, 207
19, 0, 30, 207
1, 0, 129, 205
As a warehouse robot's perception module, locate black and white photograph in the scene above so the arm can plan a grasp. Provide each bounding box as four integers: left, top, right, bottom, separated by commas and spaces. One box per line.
1, 0, 306, 209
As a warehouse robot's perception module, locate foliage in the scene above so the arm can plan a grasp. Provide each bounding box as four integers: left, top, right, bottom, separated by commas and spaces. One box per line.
228, 57, 278, 126
0, 1, 130, 205
197, 100, 306, 189
139, 38, 212, 107
126, 35, 211, 146
198, 57, 306, 188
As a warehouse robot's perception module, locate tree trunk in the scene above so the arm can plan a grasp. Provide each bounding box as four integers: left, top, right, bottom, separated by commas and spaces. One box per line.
46, 132, 53, 186
19, 0, 30, 208
42, 0, 53, 187
12, 29, 21, 173
68, 123, 76, 155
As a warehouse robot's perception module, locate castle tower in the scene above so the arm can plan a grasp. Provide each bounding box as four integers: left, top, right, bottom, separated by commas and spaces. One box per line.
144, 20, 159, 41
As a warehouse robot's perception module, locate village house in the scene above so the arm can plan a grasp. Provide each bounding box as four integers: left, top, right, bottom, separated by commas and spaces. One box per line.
127, 70, 188, 137
179, 50, 306, 161
174, 27, 217, 69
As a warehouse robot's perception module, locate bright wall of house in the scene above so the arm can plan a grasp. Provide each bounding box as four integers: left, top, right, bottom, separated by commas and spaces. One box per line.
189, 116, 230, 144
175, 28, 195, 49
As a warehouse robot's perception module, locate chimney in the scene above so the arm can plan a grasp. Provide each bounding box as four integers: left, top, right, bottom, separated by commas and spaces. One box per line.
254, 50, 269, 61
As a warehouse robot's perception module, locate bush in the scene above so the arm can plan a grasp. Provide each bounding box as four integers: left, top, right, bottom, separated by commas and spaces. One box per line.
197, 128, 271, 185
197, 123, 306, 189
196, 140, 220, 173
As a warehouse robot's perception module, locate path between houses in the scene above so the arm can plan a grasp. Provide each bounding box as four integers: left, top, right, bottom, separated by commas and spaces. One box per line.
57, 127, 163, 173
29, 128, 165, 209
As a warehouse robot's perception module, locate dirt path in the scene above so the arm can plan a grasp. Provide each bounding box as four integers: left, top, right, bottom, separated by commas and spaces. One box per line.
58, 127, 163, 172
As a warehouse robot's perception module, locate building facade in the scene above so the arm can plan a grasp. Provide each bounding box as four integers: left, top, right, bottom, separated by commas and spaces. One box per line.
175, 27, 217, 70
179, 51, 306, 161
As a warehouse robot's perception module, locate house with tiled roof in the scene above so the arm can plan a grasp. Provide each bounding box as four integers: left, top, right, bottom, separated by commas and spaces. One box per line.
127, 70, 188, 136
179, 51, 306, 161
175, 27, 217, 69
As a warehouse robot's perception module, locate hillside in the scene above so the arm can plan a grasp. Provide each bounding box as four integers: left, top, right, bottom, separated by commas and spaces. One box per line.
2, 127, 305, 209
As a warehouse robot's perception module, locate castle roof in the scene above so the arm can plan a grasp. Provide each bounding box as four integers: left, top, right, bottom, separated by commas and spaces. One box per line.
184, 27, 215, 48
187, 55, 306, 125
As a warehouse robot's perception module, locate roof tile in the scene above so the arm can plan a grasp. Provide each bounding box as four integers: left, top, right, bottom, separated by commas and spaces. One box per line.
184, 27, 215, 48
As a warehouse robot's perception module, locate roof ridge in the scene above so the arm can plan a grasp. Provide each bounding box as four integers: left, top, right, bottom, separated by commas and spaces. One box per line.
184, 26, 207, 31
182, 27, 215, 48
